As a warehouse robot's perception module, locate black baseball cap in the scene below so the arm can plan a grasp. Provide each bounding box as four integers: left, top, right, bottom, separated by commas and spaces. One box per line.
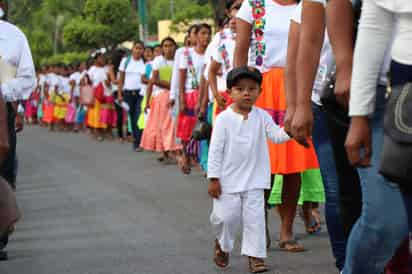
227, 66, 263, 89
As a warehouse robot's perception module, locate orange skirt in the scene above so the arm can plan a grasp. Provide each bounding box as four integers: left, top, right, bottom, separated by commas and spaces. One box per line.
258, 68, 319, 174
87, 100, 106, 129
140, 91, 181, 152
42, 99, 55, 123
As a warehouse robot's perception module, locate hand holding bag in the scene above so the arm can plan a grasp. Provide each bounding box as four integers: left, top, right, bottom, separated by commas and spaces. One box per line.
379, 82, 412, 186
192, 116, 212, 141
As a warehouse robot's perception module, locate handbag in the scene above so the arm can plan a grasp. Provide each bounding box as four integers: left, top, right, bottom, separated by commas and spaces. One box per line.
320, 71, 350, 127
192, 117, 212, 141
379, 82, 412, 186
80, 84, 94, 105
0, 176, 21, 237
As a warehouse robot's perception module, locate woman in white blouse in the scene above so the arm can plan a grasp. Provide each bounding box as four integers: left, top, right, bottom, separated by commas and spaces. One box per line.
118, 41, 146, 151
345, 1, 412, 273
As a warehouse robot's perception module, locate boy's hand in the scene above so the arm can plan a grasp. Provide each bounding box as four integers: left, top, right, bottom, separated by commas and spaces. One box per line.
208, 179, 222, 199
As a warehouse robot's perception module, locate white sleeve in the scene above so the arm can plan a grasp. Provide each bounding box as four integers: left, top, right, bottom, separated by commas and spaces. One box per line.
152, 56, 162, 71
1, 33, 36, 101
291, 3, 303, 24
262, 110, 290, 144
237, 0, 253, 24
179, 51, 188, 70
170, 50, 183, 100
207, 115, 227, 179
118, 58, 126, 72
349, 0, 394, 116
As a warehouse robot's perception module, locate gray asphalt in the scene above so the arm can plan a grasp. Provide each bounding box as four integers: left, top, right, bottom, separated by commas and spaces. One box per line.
0, 126, 336, 274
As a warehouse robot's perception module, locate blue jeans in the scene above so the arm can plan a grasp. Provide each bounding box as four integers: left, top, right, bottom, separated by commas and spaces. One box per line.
343, 86, 409, 274
312, 103, 347, 271
124, 90, 143, 149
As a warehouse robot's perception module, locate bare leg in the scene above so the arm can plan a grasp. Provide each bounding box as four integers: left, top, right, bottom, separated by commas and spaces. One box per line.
278, 173, 301, 242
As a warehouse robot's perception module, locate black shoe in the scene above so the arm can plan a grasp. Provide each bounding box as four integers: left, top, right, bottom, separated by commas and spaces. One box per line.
0, 251, 8, 261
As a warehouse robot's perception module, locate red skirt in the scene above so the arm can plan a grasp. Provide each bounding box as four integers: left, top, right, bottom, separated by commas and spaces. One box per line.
176, 90, 199, 142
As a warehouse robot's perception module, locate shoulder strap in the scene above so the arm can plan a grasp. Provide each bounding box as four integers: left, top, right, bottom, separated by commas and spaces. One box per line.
124, 55, 132, 71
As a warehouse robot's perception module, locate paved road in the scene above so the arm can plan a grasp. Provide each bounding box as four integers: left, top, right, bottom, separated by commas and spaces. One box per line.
0, 126, 336, 274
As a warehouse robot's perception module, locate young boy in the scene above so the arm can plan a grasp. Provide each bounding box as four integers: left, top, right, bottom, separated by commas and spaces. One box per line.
208, 66, 292, 273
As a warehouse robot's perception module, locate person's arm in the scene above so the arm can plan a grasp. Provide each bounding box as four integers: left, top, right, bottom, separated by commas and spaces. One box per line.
118, 71, 125, 101
284, 20, 300, 136
0, 94, 9, 164
209, 60, 226, 110
291, 1, 325, 143
263, 111, 291, 144
145, 70, 157, 111
179, 69, 187, 113
345, 1, 394, 168
326, 0, 354, 107
207, 116, 226, 198
233, 19, 252, 68
1, 34, 36, 102
198, 69, 208, 117
69, 78, 75, 103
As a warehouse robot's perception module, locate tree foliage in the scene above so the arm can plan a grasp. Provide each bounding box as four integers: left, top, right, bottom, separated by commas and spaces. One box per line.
63, 0, 139, 51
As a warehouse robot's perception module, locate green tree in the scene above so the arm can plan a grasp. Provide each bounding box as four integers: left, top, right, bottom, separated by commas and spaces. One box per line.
63, 0, 139, 51
147, 0, 213, 34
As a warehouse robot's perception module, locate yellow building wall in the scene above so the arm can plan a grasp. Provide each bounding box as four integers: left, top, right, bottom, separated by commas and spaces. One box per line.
158, 19, 214, 44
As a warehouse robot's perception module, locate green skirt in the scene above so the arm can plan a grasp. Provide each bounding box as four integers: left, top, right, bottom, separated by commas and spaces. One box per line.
268, 169, 325, 206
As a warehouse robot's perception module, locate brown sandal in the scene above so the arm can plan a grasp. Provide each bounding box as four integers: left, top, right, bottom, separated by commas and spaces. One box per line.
248, 257, 269, 273
278, 240, 306, 253
214, 240, 229, 269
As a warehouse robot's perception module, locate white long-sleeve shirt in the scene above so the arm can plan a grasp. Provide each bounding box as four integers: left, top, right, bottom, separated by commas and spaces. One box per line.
170, 47, 185, 101
0, 20, 36, 102
349, 0, 412, 116
208, 106, 290, 194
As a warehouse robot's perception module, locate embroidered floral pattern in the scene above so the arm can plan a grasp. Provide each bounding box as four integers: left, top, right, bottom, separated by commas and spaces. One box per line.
184, 47, 199, 89
218, 31, 231, 71
249, 0, 266, 67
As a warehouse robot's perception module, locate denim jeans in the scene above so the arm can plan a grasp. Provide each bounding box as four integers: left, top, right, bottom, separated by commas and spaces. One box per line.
343, 86, 409, 274
312, 103, 347, 271
124, 90, 143, 149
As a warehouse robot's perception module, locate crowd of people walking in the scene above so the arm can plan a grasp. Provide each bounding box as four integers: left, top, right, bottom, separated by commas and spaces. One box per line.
1, 0, 412, 273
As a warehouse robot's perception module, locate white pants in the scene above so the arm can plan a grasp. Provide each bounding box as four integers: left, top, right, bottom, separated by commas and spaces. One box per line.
210, 189, 266, 258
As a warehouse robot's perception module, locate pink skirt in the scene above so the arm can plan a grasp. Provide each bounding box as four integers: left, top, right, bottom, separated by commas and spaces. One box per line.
65, 103, 76, 123
99, 95, 116, 127
24, 100, 38, 119
176, 90, 199, 142
140, 91, 182, 152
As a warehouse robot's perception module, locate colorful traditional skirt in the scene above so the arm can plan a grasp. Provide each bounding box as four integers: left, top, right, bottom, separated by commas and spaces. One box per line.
176, 90, 199, 142
53, 93, 70, 120
87, 100, 106, 129
99, 95, 116, 127
258, 68, 319, 174
42, 97, 55, 123
24, 99, 38, 120
65, 102, 77, 123
268, 169, 325, 205
140, 91, 181, 152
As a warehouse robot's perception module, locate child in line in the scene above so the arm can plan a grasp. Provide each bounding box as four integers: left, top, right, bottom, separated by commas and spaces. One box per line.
208, 66, 298, 273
